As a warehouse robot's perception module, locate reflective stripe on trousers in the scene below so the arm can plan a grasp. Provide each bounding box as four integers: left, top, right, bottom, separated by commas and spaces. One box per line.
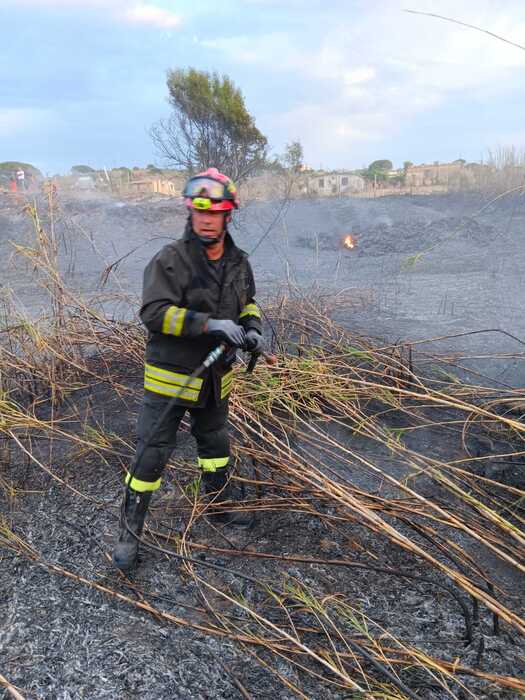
125, 390, 230, 491
220, 369, 234, 400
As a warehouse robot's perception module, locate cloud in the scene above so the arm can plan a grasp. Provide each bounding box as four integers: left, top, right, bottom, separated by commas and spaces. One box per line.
0, 107, 54, 136
122, 5, 182, 29
200, 0, 525, 165
3, 0, 182, 28
344, 67, 376, 86
4, 0, 121, 6
267, 101, 385, 165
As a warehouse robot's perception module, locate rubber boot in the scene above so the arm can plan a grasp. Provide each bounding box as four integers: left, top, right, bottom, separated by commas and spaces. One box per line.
112, 488, 152, 571
202, 468, 254, 529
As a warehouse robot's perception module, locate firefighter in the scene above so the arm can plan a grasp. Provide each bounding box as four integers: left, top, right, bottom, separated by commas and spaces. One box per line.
113, 168, 263, 572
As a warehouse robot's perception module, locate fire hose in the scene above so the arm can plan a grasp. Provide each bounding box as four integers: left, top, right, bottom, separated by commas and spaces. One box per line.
119, 339, 280, 570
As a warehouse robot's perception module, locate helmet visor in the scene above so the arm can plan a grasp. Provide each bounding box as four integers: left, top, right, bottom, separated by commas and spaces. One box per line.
184, 177, 226, 200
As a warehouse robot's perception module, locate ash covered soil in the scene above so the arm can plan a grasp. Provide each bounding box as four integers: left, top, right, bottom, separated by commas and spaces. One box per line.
0, 191, 524, 699
2, 377, 524, 700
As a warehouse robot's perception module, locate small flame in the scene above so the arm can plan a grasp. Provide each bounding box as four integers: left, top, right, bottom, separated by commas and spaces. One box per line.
343, 234, 355, 249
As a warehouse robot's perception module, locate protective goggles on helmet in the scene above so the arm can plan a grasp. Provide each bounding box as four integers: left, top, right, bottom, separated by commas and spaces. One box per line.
183, 177, 229, 201
191, 197, 213, 210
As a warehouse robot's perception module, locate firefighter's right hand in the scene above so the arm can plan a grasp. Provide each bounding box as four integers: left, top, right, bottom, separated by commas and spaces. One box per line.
206, 319, 246, 347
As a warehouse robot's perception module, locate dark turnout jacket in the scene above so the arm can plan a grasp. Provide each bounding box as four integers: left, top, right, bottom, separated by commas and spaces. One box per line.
139, 222, 262, 407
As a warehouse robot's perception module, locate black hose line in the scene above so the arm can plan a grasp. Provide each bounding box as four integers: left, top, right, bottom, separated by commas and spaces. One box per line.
115, 342, 424, 698
122, 338, 263, 501
123, 343, 227, 498
123, 532, 422, 699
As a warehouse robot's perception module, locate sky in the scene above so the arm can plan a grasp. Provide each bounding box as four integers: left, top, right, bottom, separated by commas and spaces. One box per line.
1, 0, 525, 174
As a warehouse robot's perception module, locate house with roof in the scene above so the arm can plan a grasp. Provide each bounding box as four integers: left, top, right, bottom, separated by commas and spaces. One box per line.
308, 171, 366, 196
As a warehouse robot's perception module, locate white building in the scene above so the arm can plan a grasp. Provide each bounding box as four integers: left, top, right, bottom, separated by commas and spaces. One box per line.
308, 172, 366, 196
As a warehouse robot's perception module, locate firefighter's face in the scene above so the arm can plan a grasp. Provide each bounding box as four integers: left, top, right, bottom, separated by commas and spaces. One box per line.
191, 210, 229, 240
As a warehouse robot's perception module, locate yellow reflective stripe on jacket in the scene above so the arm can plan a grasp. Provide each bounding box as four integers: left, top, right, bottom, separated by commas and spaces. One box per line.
144, 363, 203, 400
145, 364, 202, 391
161, 305, 187, 336
145, 381, 200, 401
239, 303, 261, 319
198, 456, 229, 472
220, 370, 234, 399
125, 472, 161, 492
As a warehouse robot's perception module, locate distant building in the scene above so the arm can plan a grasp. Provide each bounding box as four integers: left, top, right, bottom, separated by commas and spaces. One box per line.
405, 160, 472, 188
75, 175, 96, 190
123, 177, 181, 197
308, 171, 366, 196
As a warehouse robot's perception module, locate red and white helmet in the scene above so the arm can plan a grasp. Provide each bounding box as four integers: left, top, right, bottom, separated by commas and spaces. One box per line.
183, 167, 239, 212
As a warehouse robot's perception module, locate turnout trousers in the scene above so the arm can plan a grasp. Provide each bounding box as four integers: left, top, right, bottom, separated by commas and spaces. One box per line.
125, 390, 230, 493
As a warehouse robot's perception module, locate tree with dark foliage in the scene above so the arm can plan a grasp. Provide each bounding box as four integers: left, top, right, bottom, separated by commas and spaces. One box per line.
150, 68, 268, 183
366, 159, 393, 182
71, 165, 95, 174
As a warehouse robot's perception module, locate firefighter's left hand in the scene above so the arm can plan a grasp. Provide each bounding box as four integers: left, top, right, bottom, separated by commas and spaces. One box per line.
245, 329, 264, 353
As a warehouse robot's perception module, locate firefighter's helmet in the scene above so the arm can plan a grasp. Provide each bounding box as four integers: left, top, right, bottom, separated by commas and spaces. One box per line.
183, 168, 239, 211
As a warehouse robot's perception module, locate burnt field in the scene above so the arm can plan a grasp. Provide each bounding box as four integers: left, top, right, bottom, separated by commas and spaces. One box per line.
2, 189, 524, 384
0, 190, 524, 699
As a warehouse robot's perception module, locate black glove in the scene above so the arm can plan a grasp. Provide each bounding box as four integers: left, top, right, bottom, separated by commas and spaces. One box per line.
206, 319, 246, 347
245, 329, 264, 353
